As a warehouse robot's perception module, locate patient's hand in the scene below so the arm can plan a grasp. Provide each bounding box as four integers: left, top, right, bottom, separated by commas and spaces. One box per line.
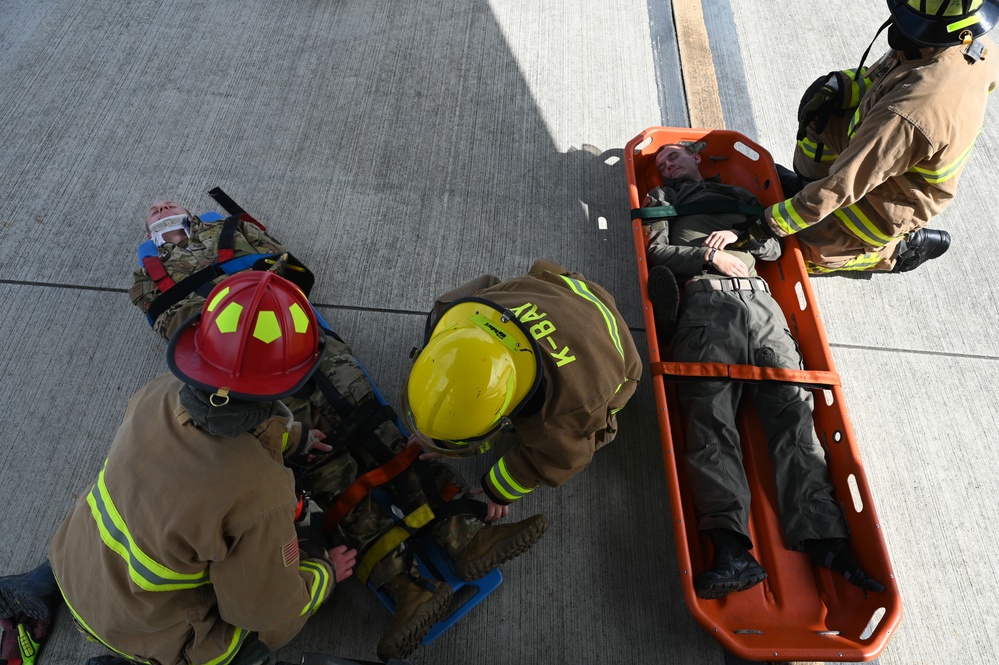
703, 230, 739, 250
711, 250, 750, 278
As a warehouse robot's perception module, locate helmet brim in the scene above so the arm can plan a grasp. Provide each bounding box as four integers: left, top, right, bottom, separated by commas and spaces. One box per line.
890, 0, 999, 46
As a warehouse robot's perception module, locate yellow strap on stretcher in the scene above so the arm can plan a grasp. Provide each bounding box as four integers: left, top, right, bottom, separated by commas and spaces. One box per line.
356, 503, 436, 584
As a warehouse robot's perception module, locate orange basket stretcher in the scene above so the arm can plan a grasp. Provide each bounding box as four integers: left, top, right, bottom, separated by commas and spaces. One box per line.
625, 127, 902, 662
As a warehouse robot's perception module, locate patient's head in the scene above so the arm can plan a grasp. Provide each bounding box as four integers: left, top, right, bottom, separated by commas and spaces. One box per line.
146, 200, 191, 246
655, 144, 703, 182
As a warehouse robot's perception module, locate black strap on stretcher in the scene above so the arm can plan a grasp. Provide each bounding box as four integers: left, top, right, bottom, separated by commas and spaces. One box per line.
631, 200, 764, 225
209, 187, 267, 231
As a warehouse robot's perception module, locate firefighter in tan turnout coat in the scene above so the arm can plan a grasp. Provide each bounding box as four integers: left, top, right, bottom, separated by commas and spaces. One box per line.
764, 0, 999, 273
43, 272, 356, 665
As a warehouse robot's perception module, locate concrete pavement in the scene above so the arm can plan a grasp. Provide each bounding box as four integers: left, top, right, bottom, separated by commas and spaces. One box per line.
0, 0, 996, 663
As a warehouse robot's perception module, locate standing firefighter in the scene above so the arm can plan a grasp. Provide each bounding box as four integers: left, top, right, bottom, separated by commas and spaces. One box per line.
762, 0, 999, 273
403, 260, 643, 520
5, 272, 357, 665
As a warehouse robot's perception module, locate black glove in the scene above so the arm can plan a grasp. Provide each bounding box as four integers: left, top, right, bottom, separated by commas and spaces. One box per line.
796, 71, 848, 140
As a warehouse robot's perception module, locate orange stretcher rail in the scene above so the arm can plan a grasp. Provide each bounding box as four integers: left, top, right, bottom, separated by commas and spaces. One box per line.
626, 127, 902, 662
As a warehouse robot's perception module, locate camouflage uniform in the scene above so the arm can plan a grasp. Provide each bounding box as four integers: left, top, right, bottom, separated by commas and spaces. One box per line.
129, 214, 287, 340
286, 337, 485, 590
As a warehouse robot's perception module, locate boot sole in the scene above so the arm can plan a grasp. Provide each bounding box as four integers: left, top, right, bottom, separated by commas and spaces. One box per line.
0, 567, 57, 620
694, 568, 768, 600
455, 515, 548, 582
376, 583, 452, 661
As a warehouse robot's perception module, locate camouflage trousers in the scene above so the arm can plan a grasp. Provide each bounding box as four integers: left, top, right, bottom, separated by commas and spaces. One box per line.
288, 340, 485, 590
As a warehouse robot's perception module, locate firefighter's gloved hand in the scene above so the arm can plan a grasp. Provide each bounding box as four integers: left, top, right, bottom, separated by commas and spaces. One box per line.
732, 216, 778, 241
796, 72, 844, 140
1, 615, 51, 665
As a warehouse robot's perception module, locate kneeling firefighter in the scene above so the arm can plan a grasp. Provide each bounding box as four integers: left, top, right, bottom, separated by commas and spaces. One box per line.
5, 272, 357, 665
402, 260, 643, 527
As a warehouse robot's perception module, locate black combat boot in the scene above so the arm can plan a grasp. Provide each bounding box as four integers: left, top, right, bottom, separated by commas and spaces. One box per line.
693, 529, 768, 599
892, 228, 952, 272
0, 561, 57, 620
774, 163, 811, 197
802, 538, 885, 593
646, 266, 680, 343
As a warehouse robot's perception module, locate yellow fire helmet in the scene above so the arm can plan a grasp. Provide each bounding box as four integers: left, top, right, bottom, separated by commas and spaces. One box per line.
402, 297, 543, 458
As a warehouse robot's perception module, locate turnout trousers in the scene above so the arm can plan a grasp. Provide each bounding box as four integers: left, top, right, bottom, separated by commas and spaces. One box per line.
669, 287, 848, 549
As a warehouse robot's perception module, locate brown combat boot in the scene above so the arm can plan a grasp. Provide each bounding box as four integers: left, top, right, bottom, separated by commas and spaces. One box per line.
453, 514, 548, 581
376, 574, 452, 662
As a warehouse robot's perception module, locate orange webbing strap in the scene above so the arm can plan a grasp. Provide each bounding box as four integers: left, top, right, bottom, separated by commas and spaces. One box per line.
321, 441, 423, 536
652, 361, 840, 389
141, 255, 176, 292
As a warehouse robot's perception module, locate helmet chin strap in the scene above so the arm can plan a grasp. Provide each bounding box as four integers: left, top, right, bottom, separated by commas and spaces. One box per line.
856, 18, 894, 75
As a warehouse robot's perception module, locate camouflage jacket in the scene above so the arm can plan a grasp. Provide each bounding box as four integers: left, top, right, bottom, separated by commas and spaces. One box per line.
129, 214, 287, 340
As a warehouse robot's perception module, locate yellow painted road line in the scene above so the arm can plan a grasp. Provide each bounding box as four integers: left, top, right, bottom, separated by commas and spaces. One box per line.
672, 0, 725, 129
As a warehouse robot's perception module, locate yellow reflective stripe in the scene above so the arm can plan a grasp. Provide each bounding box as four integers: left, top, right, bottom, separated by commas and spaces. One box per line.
948, 15, 982, 33
488, 457, 533, 502
59, 585, 152, 664
910, 141, 975, 184
807, 253, 882, 273
831, 205, 899, 246
299, 560, 331, 615
843, 68, 870, 107
87, 462, 211, 592
281, 430, 289, 454
847, 107, 862, 140
797, 137, 838, 162
199, 628, 247, 665
768, 199, 809, 234
356, 504, 435, 584
558, 276, 624, 358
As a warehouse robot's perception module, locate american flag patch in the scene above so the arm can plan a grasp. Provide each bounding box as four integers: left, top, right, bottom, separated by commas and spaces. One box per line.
282, 538, 299, 567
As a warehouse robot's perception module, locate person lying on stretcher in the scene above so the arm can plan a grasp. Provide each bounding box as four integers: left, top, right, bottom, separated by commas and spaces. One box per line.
642, 144, 884, 599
